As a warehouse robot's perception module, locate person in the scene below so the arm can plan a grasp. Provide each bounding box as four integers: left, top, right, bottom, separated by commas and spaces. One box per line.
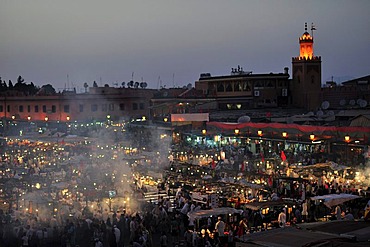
95, 238, 104, 247
237, 217, 248, 240
21, 232, 29, 247
344, 210, 354, 221
215, 216, 226, 244
335, 205, 342, 220
113, 225, 121, 246
278, 210, 286, 228
159, 232, 168, 247
301, 200, 308, 222
215, 216, 225, 237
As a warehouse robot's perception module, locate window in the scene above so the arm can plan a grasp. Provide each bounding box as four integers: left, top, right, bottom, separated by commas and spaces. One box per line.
91, 104, 98, 112
52, 105, 56, 113
234, 82, 242, 92
243, 82, 251, 91
79, 104, 84, 112
35, 105, 39, 113
133, 103, 138, 110
42, 105, 47, 113
139, 103, 144, 110
7, 105, 10, 112
102, 104, 107, 112
64, 105, 70, 113
109, 103, 114, 111
27, 105, 31, 113
225, 83, 232, 92
119, 103, 125, 111
19, 105, 24, 112
0, 105, 3, 112
217, 83, 225, 92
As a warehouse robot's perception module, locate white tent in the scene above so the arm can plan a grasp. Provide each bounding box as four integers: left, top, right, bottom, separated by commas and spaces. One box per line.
187, 207, 243, 220
310, 193, 361, 208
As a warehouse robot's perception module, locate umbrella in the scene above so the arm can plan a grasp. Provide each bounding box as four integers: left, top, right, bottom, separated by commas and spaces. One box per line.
310, 193, 361, 208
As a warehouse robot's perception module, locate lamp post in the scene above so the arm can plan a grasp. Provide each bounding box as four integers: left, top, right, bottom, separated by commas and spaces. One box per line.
344, 134, 350, 164
258, 130, 263, 137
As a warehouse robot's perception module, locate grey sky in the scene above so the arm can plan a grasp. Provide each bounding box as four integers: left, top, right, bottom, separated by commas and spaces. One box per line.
1, 0, 369, 91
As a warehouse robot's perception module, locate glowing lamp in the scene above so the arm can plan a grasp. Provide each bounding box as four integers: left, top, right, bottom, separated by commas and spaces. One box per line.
282, 131, 288, 138
163, 117, 168, 122
66, 116, 70, 121
234, 129, 240, 135
11, 115, 15, 120
202, 129, 207, 135
44, 116, 48, 122
310, 133, 315, 141
27, 116, 31, 121
344, 135, 350, 143
257, 130, 263, 137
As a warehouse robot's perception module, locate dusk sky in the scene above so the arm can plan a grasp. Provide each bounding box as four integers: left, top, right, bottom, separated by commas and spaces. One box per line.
1, 0, 369, 92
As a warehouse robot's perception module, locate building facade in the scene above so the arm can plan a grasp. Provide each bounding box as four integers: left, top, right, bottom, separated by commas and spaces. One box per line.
0, 87, 155, 123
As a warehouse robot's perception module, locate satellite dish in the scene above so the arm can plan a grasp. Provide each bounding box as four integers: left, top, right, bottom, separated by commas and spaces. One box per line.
327, 110, 335, 116
360, 100, 368, 108
237, 115, 251, 123
306, 112, 314, 116
349, 100, 356, 106
321, 101, 330, 110
339, 99, 346, 106
316, 110, 324, 117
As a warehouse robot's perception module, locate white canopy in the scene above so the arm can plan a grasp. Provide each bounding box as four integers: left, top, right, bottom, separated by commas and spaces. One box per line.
310, 193, 361, 208
187, 207, 243, 220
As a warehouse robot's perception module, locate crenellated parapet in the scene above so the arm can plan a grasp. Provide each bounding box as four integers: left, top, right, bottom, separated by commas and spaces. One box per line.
292, 56, 321, 62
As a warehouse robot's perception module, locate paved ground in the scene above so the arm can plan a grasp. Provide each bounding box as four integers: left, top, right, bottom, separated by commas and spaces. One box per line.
235, 220, 370, 247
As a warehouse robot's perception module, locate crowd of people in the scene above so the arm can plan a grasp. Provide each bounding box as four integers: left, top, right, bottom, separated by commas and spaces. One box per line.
0, 124, 369, 247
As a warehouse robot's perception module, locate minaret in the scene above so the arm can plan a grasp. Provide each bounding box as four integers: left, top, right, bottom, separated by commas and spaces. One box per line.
291, 23, 322, 111
299, 23, 314, 59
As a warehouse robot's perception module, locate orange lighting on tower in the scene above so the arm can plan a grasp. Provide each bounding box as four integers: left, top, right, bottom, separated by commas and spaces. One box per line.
299, 23, 314, 59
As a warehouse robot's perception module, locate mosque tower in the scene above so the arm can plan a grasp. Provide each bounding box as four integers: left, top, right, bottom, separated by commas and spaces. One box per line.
291, 23, 322, 111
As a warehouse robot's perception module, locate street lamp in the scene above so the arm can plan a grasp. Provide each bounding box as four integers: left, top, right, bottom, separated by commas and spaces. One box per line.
27, 116, 31, 121
257, 130, 263, 137
282, 131, 288, 139
234, 129, 240, 135
344, 135, 350, 143
310, 133, 315, 141
202, 129, 207, 135
66, 116, 70, 121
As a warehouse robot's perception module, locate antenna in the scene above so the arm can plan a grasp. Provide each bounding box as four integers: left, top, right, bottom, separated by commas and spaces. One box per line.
173, 73, 175, 88
311, 23, 316, 37
67, 74, 69, 90
305, 22, 307, 31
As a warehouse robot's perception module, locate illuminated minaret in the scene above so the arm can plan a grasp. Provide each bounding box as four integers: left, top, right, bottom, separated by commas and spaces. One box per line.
299, 23, 314, 59
291, 23, 322, 111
